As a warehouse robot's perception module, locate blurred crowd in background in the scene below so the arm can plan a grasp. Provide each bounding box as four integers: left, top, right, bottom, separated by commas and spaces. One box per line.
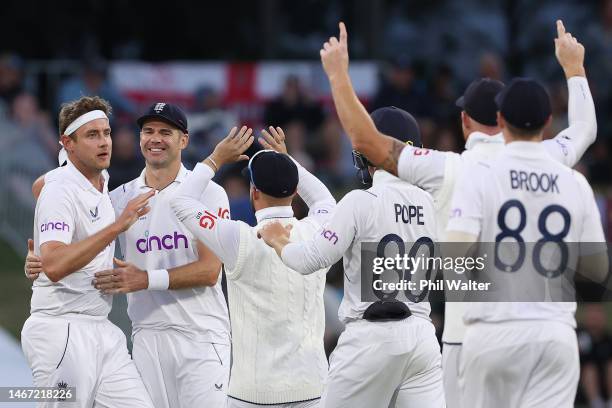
0, 0, 611, 405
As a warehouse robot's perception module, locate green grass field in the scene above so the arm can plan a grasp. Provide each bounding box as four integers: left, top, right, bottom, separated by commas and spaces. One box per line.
0, 240, 31, 340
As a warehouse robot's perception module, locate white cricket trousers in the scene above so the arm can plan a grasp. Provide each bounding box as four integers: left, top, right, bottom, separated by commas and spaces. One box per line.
132, 329, 230, 408
459, 320, 579, 408
21, 314, 153, 408
322, 316, 445, 408
442, 343, 462, 408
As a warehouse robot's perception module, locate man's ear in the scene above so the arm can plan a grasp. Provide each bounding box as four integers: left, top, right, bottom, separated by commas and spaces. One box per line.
496, 112, 505, 129
60, 134, 74, 152
461, 111, 470, 130
179, 132, 189, 150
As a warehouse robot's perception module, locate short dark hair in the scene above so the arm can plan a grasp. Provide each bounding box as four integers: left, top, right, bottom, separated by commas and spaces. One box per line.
58, 96, 112, 136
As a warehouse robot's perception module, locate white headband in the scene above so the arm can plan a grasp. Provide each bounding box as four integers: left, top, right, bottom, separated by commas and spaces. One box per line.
64, 110, 108, 136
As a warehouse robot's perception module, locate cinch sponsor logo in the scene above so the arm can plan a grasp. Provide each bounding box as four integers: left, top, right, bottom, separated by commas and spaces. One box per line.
321, 229, 338, 245
40, 221, 70, 232
136, 231, 188, 253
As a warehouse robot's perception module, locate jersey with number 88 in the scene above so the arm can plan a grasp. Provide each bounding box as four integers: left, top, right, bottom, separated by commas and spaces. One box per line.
446, 141, 605, 326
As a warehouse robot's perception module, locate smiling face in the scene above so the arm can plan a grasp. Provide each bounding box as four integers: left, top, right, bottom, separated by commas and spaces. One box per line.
139, 120, 188, 168
61, 118, 112, 171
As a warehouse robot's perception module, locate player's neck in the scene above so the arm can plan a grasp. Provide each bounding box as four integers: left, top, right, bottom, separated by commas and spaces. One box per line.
253, 196, 293, 212
69, 156, 105, 192
504, 133, 543, 144
465, 126, 500, 139
144, 160, 182, 191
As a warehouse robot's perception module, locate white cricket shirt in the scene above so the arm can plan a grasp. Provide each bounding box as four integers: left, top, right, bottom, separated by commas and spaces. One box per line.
171, 162, 335, 404
282, 170, 436, 323
446, 141, 605, 327
397, 76, 597, 342
31, 161, 115, 317
109, 164, 231, 343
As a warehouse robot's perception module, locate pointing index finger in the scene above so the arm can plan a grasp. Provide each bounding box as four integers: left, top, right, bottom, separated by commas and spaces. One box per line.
556, 20, 565, 38
339, 22, 347, 45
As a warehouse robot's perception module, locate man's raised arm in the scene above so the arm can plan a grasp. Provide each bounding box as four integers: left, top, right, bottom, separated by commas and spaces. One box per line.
543, 20, 597, 166
259, 126, 336, 223
170, 126, 254, 271
320, 22, 406, 176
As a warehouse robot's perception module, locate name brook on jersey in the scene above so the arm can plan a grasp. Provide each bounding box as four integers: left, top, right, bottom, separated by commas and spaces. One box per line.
510, 170, 559, 193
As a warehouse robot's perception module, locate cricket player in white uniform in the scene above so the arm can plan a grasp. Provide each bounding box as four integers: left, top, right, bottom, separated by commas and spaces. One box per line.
259, 107, 444, 408
26, 103, 232, 407
21, 96, 155, 407
98, 103, 231, 407
446, 77, 607, 407
318, 21, 596, 407
171, 126, 336, 407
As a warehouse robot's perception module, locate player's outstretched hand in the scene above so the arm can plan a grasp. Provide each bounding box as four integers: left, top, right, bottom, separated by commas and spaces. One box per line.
320, 22, 349, 80
259, 126, 288, 154
554, 20, 586, 78
24, 238, 41, 281
116, 190, 155, 232
207, 126, 254, 170
93, 258, 148, 294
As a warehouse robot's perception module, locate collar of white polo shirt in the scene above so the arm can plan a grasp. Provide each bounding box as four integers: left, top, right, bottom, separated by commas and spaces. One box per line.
504, 140, 548, 157
64, 160, 109, 195
465, 131, 505, 151
136, 163, 190, 191
255, 206, 294, 224
371, 169, 399, 187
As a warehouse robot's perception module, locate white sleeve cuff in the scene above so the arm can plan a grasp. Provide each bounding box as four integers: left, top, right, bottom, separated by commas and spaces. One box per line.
147, 269, 169, 290
397, 145, 414, 182
567, 76, 587, 85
